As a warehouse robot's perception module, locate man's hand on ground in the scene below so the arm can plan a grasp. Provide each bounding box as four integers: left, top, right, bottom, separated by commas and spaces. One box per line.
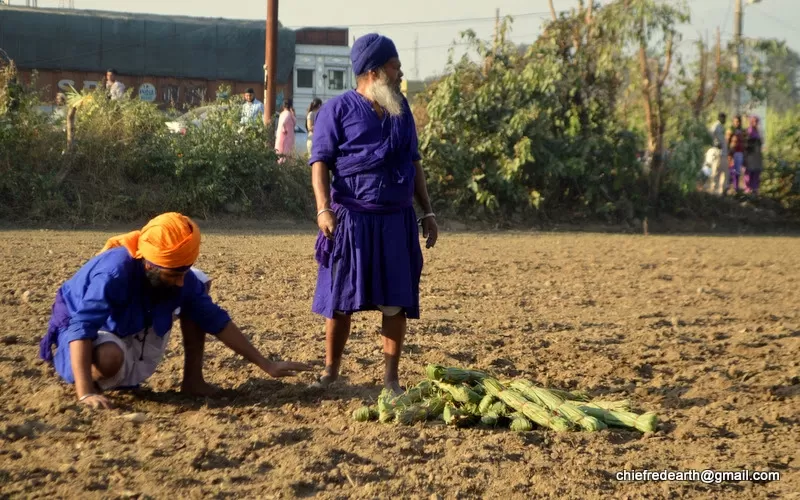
263, 360, 313, 378
79, 394, 114, 409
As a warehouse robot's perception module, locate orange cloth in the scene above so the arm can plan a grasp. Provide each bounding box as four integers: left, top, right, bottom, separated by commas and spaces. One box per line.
100, 212, 201, 269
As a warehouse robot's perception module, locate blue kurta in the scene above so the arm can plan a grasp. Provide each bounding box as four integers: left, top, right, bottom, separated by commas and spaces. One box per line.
309, 90, 424, 319
39, 247, 231, 383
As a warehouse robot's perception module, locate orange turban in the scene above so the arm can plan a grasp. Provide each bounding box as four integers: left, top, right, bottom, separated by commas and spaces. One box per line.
100, 212, 201, 269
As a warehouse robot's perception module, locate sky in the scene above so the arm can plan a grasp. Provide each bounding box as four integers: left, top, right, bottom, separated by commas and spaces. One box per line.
12, 0, 800, 80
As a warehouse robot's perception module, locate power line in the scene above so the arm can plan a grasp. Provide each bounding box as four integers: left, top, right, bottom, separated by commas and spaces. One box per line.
397, 32, 541, 52
752, 8, 800, 35
720, 0, 733, 37
285, 11, 553, 30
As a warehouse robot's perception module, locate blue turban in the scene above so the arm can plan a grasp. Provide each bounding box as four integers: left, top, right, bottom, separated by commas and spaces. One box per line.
350, 34, 399, 76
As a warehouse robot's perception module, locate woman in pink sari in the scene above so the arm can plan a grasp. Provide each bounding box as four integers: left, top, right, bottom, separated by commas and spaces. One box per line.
275, 99, 296, 161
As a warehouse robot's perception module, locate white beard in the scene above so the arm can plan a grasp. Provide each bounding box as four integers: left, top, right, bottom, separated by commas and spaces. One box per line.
366, 72, 404, 117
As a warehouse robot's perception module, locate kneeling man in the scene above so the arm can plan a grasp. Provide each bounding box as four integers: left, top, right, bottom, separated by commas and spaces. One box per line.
38, 212, 310, 409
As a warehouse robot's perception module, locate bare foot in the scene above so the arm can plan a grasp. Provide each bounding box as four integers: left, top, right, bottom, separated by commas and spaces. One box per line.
181, 380, 220, 397
308, 373, 337, 390
384, 379, 404, 396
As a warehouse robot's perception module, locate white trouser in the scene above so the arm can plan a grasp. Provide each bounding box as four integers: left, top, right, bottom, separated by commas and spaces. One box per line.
706, 147, 729, 195
93, 329, 172, 390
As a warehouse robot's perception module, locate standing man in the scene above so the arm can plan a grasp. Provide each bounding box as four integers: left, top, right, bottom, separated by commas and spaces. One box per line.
38, 212, 310, 409
708, 112, 729, 195
308, 33, 438, 395
240, 88, 264, 125
105, 69, 126, 100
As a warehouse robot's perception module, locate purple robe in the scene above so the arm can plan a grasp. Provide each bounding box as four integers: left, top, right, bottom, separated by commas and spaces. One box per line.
309, 90, 423, 318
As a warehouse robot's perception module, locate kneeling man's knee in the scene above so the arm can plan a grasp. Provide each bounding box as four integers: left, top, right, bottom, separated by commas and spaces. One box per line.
93, 342, 124, 379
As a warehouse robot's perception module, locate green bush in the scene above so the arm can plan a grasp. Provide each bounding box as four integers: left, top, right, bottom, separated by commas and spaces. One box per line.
763, 107, 800, 213
0, 67, 312, 223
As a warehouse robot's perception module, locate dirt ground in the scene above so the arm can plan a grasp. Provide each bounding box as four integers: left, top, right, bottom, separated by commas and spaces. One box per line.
0, 227, 797, 499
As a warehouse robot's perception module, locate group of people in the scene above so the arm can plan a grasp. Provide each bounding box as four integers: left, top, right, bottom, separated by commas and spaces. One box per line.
704, 112, 764, 196
240, 88, 325, 161
38, 33, 439, 409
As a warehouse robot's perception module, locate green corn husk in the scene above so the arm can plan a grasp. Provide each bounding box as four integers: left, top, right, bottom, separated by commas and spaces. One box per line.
478, 394, 497, 414
480, 377, 504, 398
442, 403, 460, 425
352, 406, 378, 422
587, 399, 632, 412
443, 403, 479, 428
377, 390, 395, 423
426, 364, 488, 384
579, 405, 659, 433
461, 402, 481, 416
509, 381, 561, 409
510, 381, 606, 432
394, 404, 428, 425
434, 381, 483, 405
549, 388, 592, 402
488, 401, 508, 416
481, 378, 572, 432
391, 380, 434, 407
510, 416, 534, 432
480, 412, 501, 427
424, 397, 447, 419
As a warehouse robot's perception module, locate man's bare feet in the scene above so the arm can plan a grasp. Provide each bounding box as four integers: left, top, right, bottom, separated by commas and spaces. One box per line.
181, 379, 220, 396
384, 379, 403, 396
308, 372, 337, 390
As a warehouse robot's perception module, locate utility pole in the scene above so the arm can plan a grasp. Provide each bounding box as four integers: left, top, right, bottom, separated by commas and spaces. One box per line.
413, 34, 419, 80
494, 8, 500, 49
733, 0, 743, 113
264, 0, 279, 125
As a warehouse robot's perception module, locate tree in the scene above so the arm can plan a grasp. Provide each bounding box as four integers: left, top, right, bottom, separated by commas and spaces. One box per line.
418, 3, 643, 219
687, 29, 723, 120
626, 0, 689, 204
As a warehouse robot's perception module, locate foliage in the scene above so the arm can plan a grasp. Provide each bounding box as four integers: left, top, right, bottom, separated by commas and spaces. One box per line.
418, 3, 652, 220
762, 107, 800, 213
0, 71, 311, 222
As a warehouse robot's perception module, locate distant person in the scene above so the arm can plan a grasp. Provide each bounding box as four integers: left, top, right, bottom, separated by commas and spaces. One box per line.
52, 92, 67, 124
105, 69, 126, 100
275, 99, 296, 160
6, 75, 21, 113
306, 98, 323, 154
240, 88, 264, 125
707, 112, 729, 195
727, 115, 746, 193
745, 115, 764, 195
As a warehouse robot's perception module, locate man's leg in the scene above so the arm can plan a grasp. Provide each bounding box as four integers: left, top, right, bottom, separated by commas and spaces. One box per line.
179, 316, 216, 395
381, 308, 406, 395
313, 313, 352, 387
752, 170, 761, 195
712, 155, 725, 195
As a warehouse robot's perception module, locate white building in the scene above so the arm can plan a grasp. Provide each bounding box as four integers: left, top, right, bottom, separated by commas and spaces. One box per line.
292, 28, 353, 131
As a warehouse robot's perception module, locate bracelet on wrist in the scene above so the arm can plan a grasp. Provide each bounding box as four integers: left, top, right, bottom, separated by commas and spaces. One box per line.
417, 213, 436, 224
79, 393, 99, 402
316, 208, 334, 218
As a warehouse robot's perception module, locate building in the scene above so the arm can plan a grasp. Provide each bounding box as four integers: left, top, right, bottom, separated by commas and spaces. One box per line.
400, 80, 428, 105
293, 27, 352, 120
0, 6, 352, 119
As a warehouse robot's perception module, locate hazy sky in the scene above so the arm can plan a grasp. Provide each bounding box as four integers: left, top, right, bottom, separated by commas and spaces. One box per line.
16, 0, 800, 79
